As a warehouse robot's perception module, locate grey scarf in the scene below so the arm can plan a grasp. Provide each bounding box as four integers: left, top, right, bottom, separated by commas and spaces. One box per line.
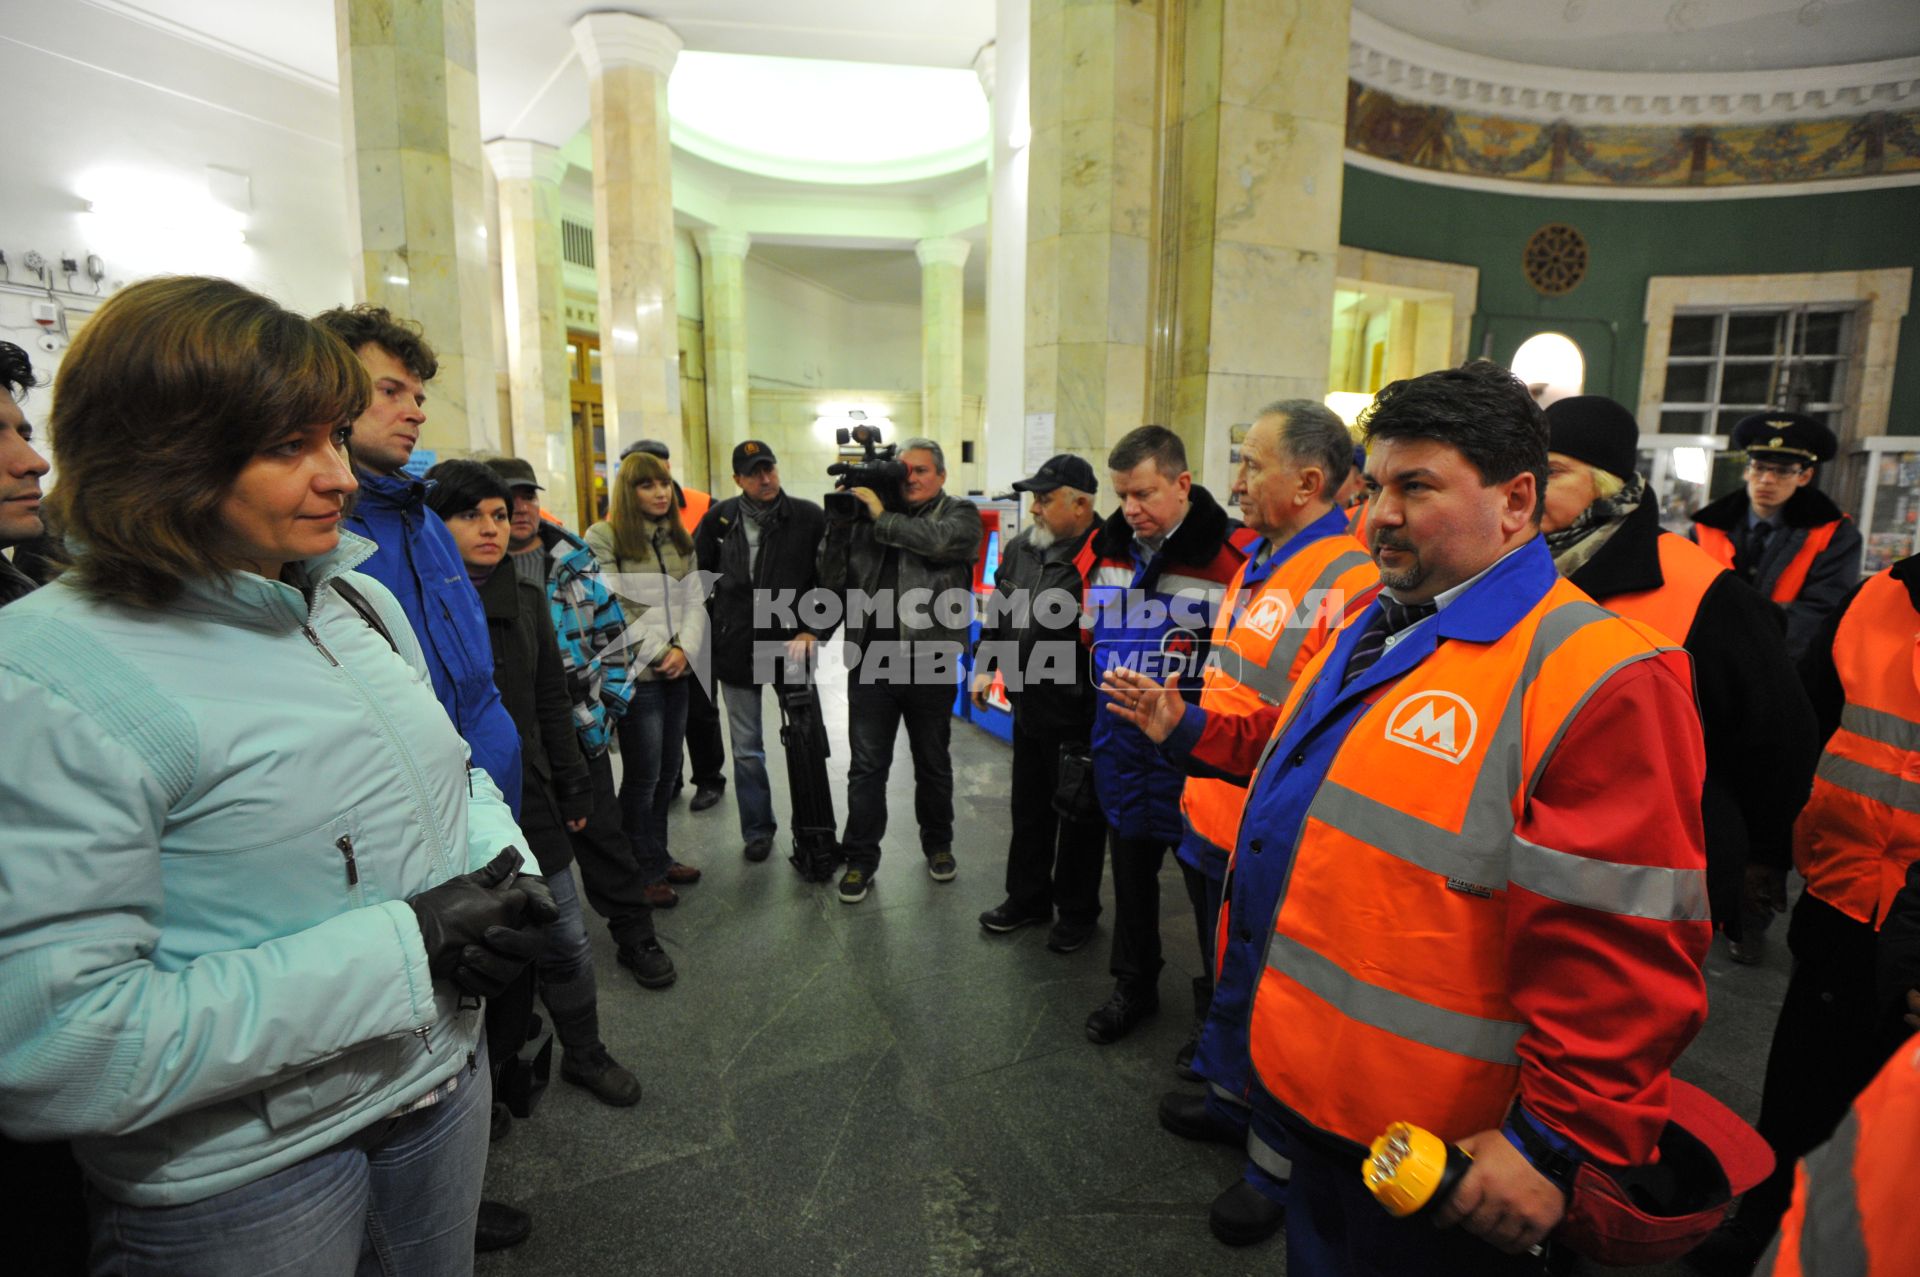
1547, 471, 1647, 578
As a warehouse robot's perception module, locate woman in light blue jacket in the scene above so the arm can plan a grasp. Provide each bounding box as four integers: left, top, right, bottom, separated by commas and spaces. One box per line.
0, 277, 554, 1276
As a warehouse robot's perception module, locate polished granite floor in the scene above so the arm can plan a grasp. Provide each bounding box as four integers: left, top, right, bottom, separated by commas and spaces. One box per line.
478, 653, 1792, 1277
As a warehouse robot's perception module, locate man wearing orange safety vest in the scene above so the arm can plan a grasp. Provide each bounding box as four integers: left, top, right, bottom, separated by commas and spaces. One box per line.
1694, 551, 1920, 1273
1539, 396, 1820, 965
1689, 411, 1861, 661
1110, 401, 1377, 1248
1111, 362, 1711, 1275
1755, 1029, 1920, 1276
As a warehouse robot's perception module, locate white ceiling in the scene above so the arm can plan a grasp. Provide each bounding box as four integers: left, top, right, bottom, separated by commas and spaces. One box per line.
1351, 0, 1920, 74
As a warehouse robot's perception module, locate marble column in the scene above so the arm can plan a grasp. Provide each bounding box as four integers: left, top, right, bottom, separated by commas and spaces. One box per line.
916, 237, 971, 474
694, 229, 751, 462
335, 0, 498, 455
485, 138, 578, 530
1163, 0, 1352, 484
977, 12, 1031, 497
1024, 0, 1158, 467
571, 12, 683, 468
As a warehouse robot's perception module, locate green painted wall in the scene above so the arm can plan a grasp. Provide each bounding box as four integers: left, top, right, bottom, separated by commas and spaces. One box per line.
1337, 165, 1920, 433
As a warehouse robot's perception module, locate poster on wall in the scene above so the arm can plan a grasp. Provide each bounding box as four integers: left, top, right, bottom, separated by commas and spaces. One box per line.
1023, 412, 1055, 474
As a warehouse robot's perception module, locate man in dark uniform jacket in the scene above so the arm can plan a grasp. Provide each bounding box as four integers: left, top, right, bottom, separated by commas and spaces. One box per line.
1689, 411, 1862, 660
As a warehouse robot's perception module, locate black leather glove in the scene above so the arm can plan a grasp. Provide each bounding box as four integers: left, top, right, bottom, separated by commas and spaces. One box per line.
407, 848, 536, 980
450, 871, 558, 998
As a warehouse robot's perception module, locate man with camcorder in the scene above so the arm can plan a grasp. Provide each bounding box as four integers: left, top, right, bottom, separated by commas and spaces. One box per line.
817, 433, 982, 904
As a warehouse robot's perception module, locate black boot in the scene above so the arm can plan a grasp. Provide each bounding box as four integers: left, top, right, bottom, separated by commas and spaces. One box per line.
1209, 1180, 1284, 1247
476, 1200, 532, 1252
543, 972, 642, 1107
1175, 975, 1211, 1081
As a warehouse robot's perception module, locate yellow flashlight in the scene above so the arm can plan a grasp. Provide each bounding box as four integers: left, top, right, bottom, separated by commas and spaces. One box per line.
1362, 1121, 1473, 1218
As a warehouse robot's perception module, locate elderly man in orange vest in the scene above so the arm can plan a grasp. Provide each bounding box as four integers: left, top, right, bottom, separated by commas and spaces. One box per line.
1688, 412, 1860, 661
1108, 400, 1378, 1248
1105, 361, 1712, 1274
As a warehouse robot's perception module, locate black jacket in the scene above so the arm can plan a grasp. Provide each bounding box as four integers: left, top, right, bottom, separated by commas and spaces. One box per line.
1691, 483, 1863, 661
0, 554, 34, 608
975, 521, 1099, 736
695, 493, 832, 686
477, 565, 592, 873
1570, 499, 1821, 914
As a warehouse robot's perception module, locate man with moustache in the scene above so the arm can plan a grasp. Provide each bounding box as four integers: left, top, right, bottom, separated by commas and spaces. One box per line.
1177, 362, 1709, 1275
972, 454, 1108, 954
1106, 401, 1378, 1247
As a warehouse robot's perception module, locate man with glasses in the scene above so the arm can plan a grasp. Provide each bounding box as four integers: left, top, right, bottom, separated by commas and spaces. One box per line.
1689, 412, 1861, 660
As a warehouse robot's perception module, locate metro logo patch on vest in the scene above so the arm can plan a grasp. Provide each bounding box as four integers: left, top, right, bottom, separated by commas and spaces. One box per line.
1385, 691, 1478, 763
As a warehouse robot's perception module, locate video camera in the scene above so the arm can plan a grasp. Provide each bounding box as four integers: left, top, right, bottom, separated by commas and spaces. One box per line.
824, 419, 909, 521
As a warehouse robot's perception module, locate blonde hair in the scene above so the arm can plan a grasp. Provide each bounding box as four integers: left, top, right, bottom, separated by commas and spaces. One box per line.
608, 450, 692, 560
1589, 465, 1626, 501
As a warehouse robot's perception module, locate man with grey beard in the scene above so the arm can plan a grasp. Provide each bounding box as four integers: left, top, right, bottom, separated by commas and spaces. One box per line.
972, 455, 1108, 953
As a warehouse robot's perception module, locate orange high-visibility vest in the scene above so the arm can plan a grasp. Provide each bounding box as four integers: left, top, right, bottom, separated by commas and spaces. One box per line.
1694, 519, 1843, 605
678, 486, 712, 536
1180, 533, 1376, 863
1760, 1036, 1920, 1275
1346, 499, 1371, 547
1793, 569, 1920, 927
1248, 580, 1697, 1146
1604, 533, 1726, 646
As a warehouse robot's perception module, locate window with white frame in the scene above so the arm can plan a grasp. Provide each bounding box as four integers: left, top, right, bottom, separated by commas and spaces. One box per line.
1657, 305, 1856, 437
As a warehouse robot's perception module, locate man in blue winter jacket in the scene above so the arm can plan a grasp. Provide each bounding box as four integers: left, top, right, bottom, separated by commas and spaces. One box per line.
317, 304, 523, 815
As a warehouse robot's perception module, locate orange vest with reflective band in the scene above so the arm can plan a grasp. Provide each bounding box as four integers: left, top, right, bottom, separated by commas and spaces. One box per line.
1792, 569, 1920, 927
1248, 581, 1694, 1146
1604, 533, 1726, 647
1760, 1036, 1920, 1275
1694, 519, 1842, 605
1180, 534, 1376, 861
1346, 500, 1370, 547
678, 486, 712, 536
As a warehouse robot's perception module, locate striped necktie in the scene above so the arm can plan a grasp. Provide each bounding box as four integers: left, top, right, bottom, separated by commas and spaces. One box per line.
1343, 597, 1438, 687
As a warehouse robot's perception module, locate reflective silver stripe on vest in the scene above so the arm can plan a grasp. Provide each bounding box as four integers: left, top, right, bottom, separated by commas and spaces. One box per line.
1301, 600, 1616, 891
1265, 934, 1526, 1066
1158, 572, 1230, 599
1816, 750, 1920, 816
1841, 702, 1920, 752
1247, 1128, 1292, 1180
1797, 1107, 1866, 1275
1210, 1080, 1249, 1110
1213, 550, 1374, 706
1509, 835, 1711, 921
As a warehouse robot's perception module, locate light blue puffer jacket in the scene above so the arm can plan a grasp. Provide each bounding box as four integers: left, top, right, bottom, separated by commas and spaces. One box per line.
0, 532, 524, 1206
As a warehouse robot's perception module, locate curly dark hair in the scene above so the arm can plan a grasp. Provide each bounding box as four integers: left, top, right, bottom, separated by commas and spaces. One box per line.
311, 304, 439, 382
0, 340, 36, 401
1361, 360, 1549, 520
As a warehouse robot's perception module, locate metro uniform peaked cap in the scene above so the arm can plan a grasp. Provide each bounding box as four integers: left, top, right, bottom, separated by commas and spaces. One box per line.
1731, 411, 1837, 466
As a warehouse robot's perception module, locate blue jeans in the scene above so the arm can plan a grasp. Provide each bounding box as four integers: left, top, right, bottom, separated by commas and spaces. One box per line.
536, 865, 592, 985
720, 680, 775, 844
87, 1043, 491, 1277
617, 677, 689, 883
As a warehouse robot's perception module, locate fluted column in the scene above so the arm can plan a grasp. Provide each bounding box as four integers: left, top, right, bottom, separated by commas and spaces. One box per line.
485, 138, 577, 530
571, 12, 683, 467
917, 237, 971, 474
694, 229, 751, 461
336, 0, 498, 454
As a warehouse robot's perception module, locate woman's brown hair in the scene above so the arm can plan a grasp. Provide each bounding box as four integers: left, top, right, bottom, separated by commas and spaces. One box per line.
45, 276, 370, 608
607, 450, 693, 560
